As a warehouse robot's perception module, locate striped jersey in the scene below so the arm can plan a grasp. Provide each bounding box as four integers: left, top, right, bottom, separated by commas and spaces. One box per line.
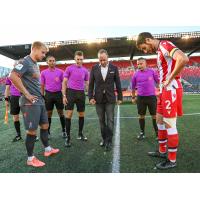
157, 40, 182, 91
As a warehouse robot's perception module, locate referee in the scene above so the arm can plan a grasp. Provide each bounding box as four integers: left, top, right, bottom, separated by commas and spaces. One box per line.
41, 56, 66, 138
4, 60, 22, 142
131, 57, 159, 140
62, 51, 89, 147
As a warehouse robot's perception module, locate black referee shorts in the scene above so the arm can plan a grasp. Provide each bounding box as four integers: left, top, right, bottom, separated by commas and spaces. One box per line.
45, 90, 64, 111
136, 95, 157, 116
66, 88, 85, 112
10, 95, 20, 115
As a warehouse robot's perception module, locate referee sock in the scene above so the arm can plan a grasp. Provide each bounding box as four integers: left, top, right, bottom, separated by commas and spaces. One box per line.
40, 129, 49, 147
65, 118, 71, 140
48, 118, 51, 135
139, 118, 145, 134
25, 134, 36, 157
59, 115, 66, 132
14, 121, 21, 136
79, 117, 84, 135
152, 119, 158, 137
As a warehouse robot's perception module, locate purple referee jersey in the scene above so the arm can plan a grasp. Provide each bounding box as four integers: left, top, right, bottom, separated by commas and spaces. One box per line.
40, 67, 63, 92
131, 68, 159, 96
5, 78, 21, 96
63, 64, 89, 91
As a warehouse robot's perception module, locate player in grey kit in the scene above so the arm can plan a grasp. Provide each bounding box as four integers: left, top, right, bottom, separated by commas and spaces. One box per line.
9, 41, 59, 168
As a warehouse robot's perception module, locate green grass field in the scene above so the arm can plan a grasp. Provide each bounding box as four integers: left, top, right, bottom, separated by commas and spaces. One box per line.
0, 94, 200, 173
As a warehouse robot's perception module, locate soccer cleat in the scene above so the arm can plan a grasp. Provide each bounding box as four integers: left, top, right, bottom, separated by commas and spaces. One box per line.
44, 148, 60, 157
148, 150, 167, 158
77, 134, 87, 141
62, 132, 67, 139
155, 159, 177, 170
27, 157, 45, 167
137, 132, 145, 140
12, 135, 22, 142
65, 138, 71, 148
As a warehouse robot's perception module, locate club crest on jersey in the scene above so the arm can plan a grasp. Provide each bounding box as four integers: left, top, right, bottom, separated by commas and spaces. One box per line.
15, 64, 23, 70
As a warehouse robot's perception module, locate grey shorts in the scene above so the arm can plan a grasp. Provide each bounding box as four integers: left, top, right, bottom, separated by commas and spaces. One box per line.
21, 104, 48, 130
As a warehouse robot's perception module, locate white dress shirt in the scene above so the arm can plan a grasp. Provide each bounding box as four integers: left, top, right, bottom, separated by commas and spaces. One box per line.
100, 63, 109, 81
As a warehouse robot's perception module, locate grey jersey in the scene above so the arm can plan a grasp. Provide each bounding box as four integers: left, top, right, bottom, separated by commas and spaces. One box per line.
12, 55, 44, 106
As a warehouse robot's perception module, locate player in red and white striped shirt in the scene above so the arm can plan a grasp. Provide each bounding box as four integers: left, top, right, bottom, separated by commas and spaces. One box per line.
136, 32, 189, 169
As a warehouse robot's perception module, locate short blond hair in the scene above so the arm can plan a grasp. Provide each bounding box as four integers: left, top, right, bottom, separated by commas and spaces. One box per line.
31, 41, 48, 51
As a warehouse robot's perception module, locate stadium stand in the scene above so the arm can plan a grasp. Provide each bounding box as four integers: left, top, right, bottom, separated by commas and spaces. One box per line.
39, 57, 200, 96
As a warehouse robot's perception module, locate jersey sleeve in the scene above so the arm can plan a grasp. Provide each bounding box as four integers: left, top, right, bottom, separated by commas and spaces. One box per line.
63, 67, 70, 79
152, 69, 159, 84
40, 71, 45, 85
60, 70, 64, 82
84, 69, 89, 81
161, 41, 179, 58
131, 73, 137, 90
12, 60, 29, 77
5, 77, 11, 85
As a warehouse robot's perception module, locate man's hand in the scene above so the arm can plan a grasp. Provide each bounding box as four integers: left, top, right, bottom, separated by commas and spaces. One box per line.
163, 79, 172, 88
89, 99, 96, 105
132, 97, 137, 104
25, 93, 38, 104
117, 100, 122, 105
63, 96, 68, 105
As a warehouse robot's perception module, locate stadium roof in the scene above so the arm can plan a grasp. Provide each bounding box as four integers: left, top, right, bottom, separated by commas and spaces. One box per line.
0, 31, 200, 61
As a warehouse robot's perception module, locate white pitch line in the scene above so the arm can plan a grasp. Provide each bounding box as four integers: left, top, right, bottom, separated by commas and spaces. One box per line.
112, 105, 120, 173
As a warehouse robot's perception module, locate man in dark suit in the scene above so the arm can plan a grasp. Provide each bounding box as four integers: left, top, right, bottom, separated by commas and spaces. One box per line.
88, 49, 122, 151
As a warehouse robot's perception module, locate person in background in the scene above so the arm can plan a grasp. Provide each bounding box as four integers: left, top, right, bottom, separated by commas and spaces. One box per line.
5, 60, 23, 142
131, 57, 159, 140
41, 56, 66, 139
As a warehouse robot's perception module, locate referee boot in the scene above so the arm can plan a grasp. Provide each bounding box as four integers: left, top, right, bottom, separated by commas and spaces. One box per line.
65, 136, 71, 148
62, 131, 67, 139
77, 133, 88, 141
137, 132, 145, 140
12, 135, 22, 142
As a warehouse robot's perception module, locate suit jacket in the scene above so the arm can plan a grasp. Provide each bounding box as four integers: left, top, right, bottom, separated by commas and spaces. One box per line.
88, 63, 122, 104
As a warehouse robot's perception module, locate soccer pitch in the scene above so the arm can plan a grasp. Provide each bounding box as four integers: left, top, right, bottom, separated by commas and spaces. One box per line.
0, 94, 200, 173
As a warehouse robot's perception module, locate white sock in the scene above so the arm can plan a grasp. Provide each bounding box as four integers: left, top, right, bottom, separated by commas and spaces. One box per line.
28, 156, 34, 161
45, 146, 52, 152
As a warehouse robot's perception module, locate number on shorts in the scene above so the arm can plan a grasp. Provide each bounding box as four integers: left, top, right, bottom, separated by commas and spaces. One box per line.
165, 100, 171, 110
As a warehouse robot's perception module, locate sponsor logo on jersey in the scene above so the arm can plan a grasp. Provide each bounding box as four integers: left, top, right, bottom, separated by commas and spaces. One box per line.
15, 64, 23, 70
